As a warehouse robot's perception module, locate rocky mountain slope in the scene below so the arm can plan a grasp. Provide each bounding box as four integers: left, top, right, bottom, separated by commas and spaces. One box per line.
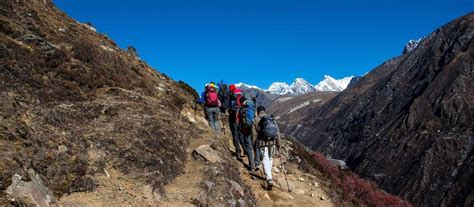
281, 13, 474, 206
267, 92, 338, 126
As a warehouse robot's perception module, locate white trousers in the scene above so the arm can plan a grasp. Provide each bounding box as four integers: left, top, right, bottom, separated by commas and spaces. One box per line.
258, 146, 274, 181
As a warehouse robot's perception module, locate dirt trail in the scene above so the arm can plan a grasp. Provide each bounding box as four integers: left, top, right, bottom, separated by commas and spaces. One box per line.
163, 109, 334, 206
229, 140, 333, 207
59, 108, 334, 206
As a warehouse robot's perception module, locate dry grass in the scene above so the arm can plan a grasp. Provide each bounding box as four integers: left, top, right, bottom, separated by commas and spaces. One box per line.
0, 0, 199, 205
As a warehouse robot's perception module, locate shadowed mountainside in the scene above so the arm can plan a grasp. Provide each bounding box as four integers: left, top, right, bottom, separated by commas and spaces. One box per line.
282, 13, 474, 206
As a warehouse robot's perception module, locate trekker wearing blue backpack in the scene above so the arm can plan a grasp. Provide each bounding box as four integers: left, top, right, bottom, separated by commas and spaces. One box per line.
236, 98, 257, 171
254, 106, 281, 190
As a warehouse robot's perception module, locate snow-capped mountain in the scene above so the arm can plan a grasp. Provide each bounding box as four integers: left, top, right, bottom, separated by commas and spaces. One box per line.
236, 76, 354, 96
235, 83, 262, 90
267, 78, 316, 95
268, 82, 292, 95
403, 37, 424, 54
314, 75, 353, 92
290, 78, 316, 95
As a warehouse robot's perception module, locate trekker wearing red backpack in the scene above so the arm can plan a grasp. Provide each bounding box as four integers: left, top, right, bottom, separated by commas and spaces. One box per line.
197, 82, 221, 132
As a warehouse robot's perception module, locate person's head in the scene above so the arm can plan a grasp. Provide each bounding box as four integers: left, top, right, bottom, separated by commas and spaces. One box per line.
229, 84, 236, 93
257, 106, 266, 114
239, 96, 247, 104
208, 82, 214, 88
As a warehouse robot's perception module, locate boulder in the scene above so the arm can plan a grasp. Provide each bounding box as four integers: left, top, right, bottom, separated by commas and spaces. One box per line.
294, 189, 305, 195
193, 145, 224, 163
5, 169, 56, 207
228, 180, 245, 197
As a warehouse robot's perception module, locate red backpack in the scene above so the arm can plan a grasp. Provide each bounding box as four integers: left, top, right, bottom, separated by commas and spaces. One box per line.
234, 91, 243, 107
205, 87, 219, 107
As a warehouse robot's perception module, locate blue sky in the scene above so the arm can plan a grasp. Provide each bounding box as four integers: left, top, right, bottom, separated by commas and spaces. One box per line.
53, 0, 473, 90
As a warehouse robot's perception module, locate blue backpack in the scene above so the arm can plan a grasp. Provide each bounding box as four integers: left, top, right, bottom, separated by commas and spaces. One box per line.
238, 100, 255, 133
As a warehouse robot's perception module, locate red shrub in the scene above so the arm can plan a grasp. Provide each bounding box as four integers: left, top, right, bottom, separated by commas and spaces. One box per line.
313, 152, 341, 186
312, 152, 412, 207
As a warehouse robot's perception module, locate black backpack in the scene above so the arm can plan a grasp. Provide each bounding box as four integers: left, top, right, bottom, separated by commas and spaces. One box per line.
218, 84, 229, 112
259, 115, 278, 141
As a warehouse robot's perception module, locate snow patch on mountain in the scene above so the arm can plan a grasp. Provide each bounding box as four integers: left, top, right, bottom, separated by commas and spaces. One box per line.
268, 82, 292, 95
403, 37, 425, 54
314, 75, 353, 92
237, 75, 355, 96
235, 83, 262, 90
290, 78, 316, 95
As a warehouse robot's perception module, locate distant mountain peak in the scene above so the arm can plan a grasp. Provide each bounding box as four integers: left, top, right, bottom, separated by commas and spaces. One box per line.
403, 37, 425, 54
290, 78, 316, 95
314, 75, 353, 92
268, 82, 292, 95
235, 83, 262, 90
259, 76, 355, 95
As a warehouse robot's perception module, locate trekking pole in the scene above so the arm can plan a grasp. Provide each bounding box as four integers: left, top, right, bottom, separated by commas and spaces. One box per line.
280, 149, 291, 193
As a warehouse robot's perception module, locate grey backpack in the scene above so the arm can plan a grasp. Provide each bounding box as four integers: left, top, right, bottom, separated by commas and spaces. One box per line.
259, 115, 278, 141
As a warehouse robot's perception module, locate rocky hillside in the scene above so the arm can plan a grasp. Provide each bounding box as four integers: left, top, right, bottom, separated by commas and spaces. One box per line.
281, 13, 474, 206
0, 0, 226, 205
268, 92, 337, 125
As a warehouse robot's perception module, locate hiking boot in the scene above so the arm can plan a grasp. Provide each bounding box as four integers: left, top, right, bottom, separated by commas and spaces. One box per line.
261, 180, 273, 191
232, 152, 243, 161
267, 180, 273, 191
248, 167, 258, 172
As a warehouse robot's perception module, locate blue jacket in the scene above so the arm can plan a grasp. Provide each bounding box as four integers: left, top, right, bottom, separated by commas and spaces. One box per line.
196, 91, 206, 104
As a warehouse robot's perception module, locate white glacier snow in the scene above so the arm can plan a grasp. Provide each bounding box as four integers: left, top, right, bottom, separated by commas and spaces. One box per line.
236, 75, 354, 96
403, 37, 425, 54
290, 78, 316, 95
235, 83, 262, 90
314, 75, 354, 92
268, 82, 293, 95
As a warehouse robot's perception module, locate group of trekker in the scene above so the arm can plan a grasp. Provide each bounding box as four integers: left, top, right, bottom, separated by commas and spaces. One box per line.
196, 82, 281, 190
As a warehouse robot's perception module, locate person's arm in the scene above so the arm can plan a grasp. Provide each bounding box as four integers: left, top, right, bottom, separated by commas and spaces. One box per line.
254, 115, 261, 134
196, 91, 205, 104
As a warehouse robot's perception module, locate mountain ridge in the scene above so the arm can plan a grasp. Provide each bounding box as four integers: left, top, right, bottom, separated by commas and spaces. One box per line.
239, 75, 356, 96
